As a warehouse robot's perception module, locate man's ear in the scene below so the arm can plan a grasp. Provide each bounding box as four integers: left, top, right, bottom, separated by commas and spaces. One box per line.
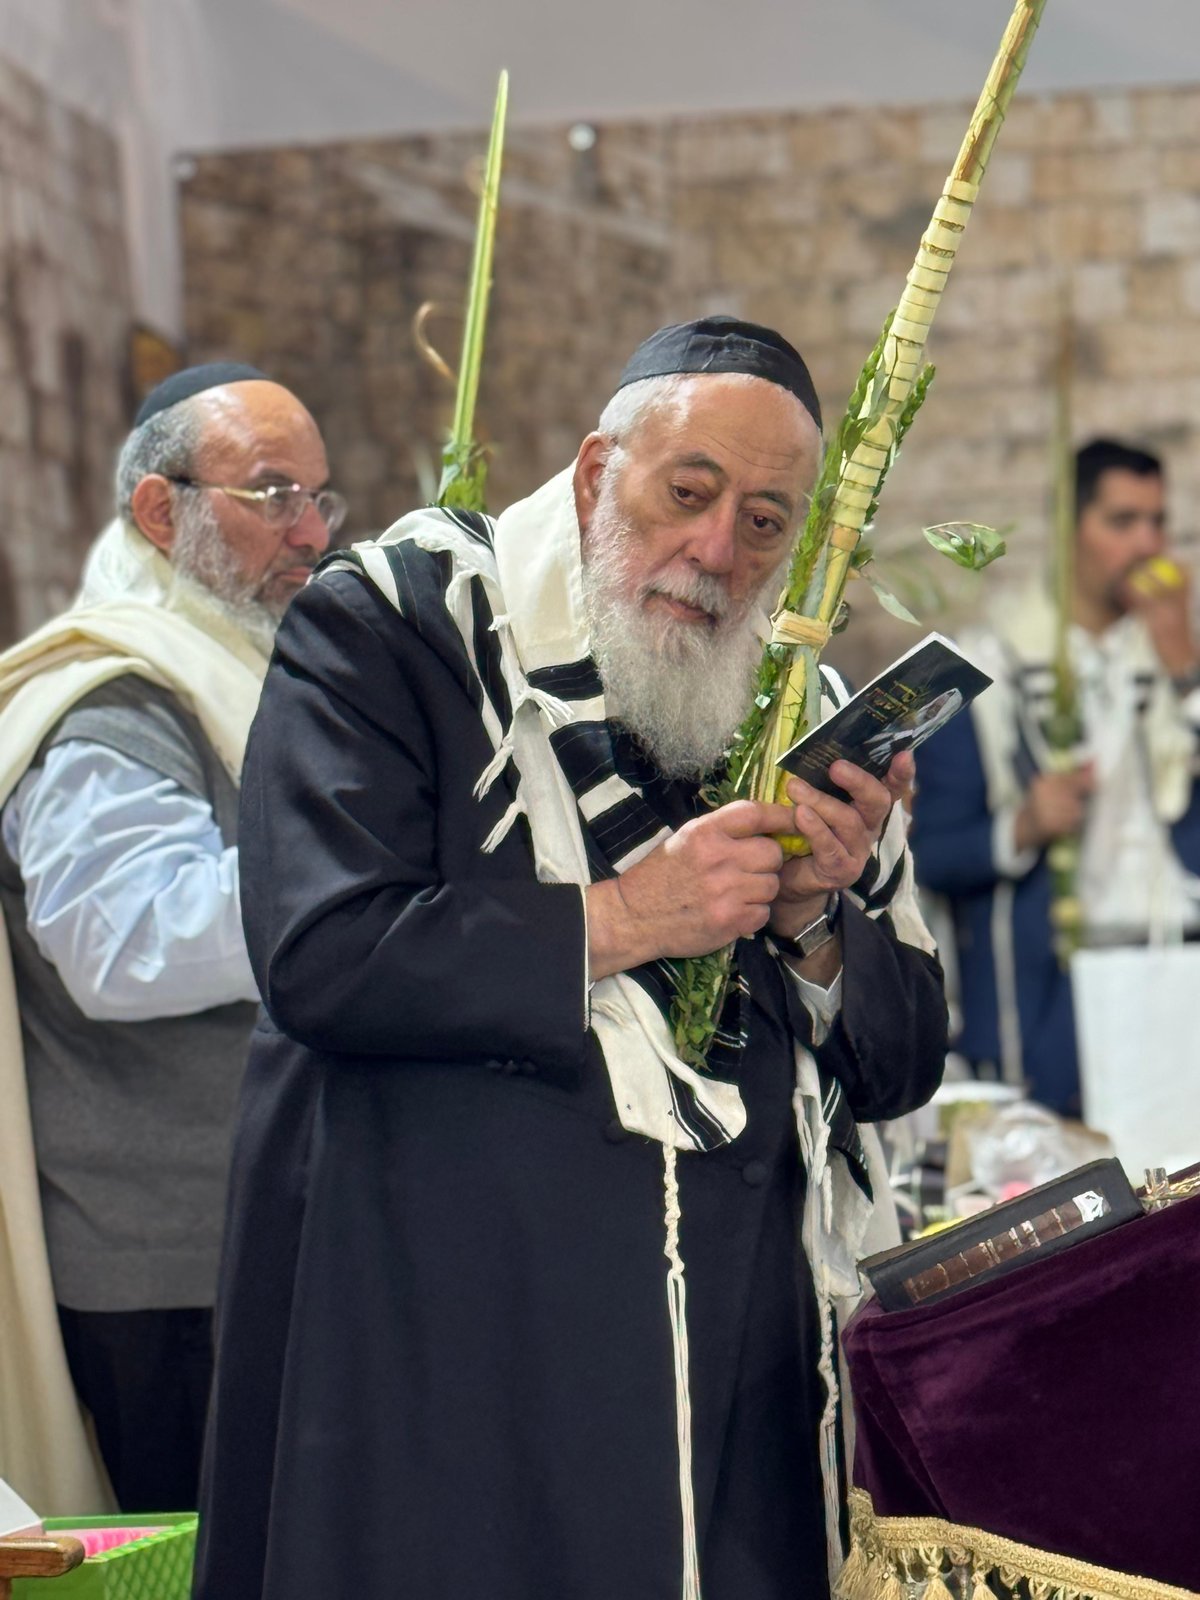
572, 433, 612, 538
129, 475, 178, 555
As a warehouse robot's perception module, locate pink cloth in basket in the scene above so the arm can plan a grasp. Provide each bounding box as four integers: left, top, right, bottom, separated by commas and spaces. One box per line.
57, 1527, 167, 1557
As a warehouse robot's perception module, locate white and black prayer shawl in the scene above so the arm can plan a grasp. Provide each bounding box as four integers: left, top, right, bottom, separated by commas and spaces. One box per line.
321, 467, 931, 1593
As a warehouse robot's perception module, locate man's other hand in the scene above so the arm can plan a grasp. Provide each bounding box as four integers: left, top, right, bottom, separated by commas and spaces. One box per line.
587, 759, 909, 980
1014, 767, 1093, 852
769, 755, 908, 941
588, 799, 808, 978
1126, 556, 1200, 682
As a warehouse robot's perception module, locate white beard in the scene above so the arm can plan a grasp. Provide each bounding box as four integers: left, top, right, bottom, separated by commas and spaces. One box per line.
581, 479, 773, 781
169, 495, 282, 656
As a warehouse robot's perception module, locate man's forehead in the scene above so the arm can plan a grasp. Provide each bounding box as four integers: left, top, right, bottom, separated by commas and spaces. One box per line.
192, 427, 328, 501
1091, 468, 1164, 514
646, 380, 820, 477
669, 449, 802, 503
195, 383, 322, 458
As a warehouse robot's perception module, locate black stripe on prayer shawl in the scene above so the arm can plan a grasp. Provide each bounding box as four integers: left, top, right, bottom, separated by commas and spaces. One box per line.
583, 832, 619, 883
589, 794, 668, 865
665, 1066, 738, 1148
469, 575, 513, 730
824, 1078, 865, 1182
439, 506, 496, 549
851, 851, 881, 898
527, 658, 605, 702
549, 722, 618, 794
858, 851, 906, 914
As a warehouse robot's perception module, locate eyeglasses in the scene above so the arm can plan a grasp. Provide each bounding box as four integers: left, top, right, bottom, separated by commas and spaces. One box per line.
167, 477, 348, 537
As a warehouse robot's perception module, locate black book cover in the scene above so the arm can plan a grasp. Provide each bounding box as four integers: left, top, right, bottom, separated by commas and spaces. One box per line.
861, 1158, 1142, 1312
777, 632, 992, 801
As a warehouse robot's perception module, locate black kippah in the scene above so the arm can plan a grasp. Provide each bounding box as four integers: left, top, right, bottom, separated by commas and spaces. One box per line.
134, 361, 269, 428
616, 315, 822, 433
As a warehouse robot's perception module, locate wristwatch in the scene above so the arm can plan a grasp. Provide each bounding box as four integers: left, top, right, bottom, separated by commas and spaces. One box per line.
771, 892, 842, 961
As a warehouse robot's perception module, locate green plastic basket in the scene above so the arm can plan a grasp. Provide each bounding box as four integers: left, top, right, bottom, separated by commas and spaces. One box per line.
11, 1513, 197, 1600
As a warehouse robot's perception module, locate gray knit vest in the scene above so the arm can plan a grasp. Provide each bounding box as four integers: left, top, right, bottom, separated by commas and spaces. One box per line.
0, 676, 258, 1311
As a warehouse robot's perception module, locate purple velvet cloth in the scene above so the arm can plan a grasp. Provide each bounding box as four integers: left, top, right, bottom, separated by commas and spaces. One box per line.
843, 1193, 1200, 1590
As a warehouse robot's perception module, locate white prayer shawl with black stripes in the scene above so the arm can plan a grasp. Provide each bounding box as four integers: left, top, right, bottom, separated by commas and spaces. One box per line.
326, 466, 931, 1590
965, 585, 1195, 827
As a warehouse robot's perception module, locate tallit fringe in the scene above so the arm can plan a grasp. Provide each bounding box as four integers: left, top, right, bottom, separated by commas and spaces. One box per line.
835, 1489, 1199, 1600
471, 613, 571, 806
513, 683, 573, 725
481, 793, 526, 854
473, 736, 515, 800
487, 612, 575, 728
662, 1145, 702, 1600
815, 1179, 845, 1580
794, 1078, 851, 1585
816, 1277, 844, 1577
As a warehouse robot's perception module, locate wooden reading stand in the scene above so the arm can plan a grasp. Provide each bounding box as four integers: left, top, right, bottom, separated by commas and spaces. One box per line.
0, 1537, 84, 1597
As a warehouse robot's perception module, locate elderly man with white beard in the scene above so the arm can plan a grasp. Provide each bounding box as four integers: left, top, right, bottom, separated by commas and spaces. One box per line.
0, 363, 343, 1516
194, 318, 946, 1600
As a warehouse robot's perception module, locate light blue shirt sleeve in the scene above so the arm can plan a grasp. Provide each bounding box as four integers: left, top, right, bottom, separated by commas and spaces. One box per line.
1, 740, 260, 1022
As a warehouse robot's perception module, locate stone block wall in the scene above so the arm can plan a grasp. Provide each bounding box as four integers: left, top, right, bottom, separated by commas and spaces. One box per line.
180, 82, 1200, 679
180, 122, 674, 534
668, 88, 1200, 670
0, 55, 132, 646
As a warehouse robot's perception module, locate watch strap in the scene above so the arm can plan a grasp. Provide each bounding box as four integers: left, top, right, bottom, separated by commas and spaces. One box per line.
772, 891, 841, 961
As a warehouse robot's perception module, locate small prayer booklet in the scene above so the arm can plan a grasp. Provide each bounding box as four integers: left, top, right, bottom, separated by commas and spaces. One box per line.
777, 632, 992, 801
860, 1158, 1142, 1312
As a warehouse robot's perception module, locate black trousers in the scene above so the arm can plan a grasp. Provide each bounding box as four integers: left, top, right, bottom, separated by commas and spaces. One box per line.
57, 1305, 214, 1512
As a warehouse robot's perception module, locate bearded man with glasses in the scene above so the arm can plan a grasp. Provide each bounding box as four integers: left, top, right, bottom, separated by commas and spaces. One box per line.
0, 362, 344, 1516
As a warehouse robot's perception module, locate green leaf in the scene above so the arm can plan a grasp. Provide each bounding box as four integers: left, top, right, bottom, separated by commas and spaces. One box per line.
859, 562, 921, 625
437, 442, 491, 510
923, 521, 1009, 571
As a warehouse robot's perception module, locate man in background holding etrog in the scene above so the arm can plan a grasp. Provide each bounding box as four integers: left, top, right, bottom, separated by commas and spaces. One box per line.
911, 438, 1200, 1115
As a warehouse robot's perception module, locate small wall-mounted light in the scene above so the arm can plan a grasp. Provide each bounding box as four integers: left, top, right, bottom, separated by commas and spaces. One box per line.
567, 123, 597, 153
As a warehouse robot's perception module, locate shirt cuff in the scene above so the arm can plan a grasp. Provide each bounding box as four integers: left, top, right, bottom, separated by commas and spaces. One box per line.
787, 966, 843, 1047
992, 803, 1038, 879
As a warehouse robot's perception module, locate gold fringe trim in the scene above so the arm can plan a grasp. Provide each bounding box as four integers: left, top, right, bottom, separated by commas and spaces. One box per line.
836, 1490, 1199, 1600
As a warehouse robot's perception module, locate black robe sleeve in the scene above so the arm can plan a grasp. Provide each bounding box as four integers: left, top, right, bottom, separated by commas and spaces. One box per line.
780, 896, 947, 1124
239, 570, 590, 1078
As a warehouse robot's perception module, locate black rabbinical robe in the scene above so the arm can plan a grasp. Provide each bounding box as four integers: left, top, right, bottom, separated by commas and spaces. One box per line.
193, 551, 946, 1600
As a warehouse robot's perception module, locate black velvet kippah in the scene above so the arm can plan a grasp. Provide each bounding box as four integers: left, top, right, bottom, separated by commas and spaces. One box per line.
134, 362, 269, 428
616, 315, 822, 432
